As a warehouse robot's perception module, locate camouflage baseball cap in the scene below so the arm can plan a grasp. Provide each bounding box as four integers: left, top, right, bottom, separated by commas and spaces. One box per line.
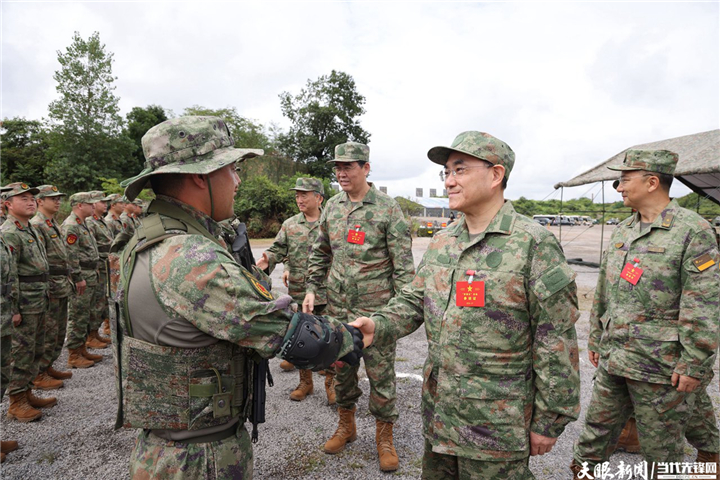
35, 185, 66, 198
327, 142, 370, 163
290, 177, 325, 196
106, 193, 124, 205
1, 182, 40, 200
132, 198, 144, 206
69, 192, 97, 205
427, 131, 515, 179
607, 149, 678, 175
121, 116, 264, 201
89, 191, 113, 202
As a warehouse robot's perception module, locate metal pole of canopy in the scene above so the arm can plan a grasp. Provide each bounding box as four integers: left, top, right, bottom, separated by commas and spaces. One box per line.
600, 181, 606, 265
559, 186, 564, 243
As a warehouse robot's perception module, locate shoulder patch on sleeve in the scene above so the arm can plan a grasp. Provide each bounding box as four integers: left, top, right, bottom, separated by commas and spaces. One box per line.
240, 268, 273, 300
693, 253, 717, 272
534, 264, 574, 300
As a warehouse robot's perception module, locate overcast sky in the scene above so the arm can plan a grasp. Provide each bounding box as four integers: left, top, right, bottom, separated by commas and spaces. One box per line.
2, 1, 718, 202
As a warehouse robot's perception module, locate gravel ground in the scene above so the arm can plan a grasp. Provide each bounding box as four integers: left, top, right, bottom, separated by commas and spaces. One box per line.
1, 236, 717, 479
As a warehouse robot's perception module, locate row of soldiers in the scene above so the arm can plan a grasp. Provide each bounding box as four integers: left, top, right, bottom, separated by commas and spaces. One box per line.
0, 184, 143, 462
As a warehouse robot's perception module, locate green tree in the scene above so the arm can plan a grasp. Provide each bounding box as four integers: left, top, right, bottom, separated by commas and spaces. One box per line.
277, 70, 370, 179
125, 105, 168, 173
45, 31, 135, 192
0, 118, 50, 185
183, 106, 273, 150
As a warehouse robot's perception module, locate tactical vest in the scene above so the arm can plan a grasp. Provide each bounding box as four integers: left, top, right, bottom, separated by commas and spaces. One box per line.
111, 199, 253, 431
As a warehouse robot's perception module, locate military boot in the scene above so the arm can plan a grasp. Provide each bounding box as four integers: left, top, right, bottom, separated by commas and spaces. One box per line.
1, 441, 18, 454
68, 348, 94, 368
26, 390, 57, 408
100, 318, 111, 337
290, 369, 313, 401
6, 392, 42, 422
376, 420, 399, 472
80, 345, 103, 362
33, 371, 64, 390
95, 328, 111, 344
324, 371, 336, 405
570, 461, 583, 480
615, 417, 641, 453
696, 450, 719, 479
47, 365, 73, 380
279, 360, 295, 371
324, 407, 357, 454
86, 331, 109, 349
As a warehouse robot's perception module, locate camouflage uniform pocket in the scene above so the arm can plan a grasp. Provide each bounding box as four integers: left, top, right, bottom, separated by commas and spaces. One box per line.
188, 371, 234, 430
630, 324, 681, 377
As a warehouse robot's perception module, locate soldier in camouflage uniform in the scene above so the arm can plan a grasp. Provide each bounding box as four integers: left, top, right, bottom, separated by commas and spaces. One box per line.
30, 185, 74, 387
571, 150, 720, 479
351, 132, 581, 480
119, 199, 137, 238
303, 142, 415, 472
104, 193, 126, 239
116, 116, 364, 480
62, 192, 104, 369
256, 177, 335, 403
86, 191, 114, 348
1, 182, 59, 422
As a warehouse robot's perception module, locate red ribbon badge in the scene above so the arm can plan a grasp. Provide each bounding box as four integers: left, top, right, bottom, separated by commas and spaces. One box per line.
456, 269, 485, 307
347, 224, 365, 245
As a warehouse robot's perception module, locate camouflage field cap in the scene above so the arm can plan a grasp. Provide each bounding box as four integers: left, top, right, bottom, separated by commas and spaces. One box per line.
132, 198, 144, 206
122, 116, 264, 201
328, 142, 370, 163
290, 177, 325, 196
427, 131, 515, 179
35, 185, 66, 199
607, 149, 678, 175
89, 190, 113, 202
69, 192, 97, 206
1, 182, 40, 200
106, 193, 124, 205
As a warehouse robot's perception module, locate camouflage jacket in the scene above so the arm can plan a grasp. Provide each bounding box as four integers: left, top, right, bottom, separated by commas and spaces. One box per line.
588, 199, 720, 384
30, 211, 74, 298
104, 212, 123, 240
0, 214, 50, 315
119, 212, 136, 238
87, 214, 114, 261
306, 184, 414, 319
0, 236, 19, 329
265, 212, 327, 305
372, 201, 581, 461
61, 212, 100, 282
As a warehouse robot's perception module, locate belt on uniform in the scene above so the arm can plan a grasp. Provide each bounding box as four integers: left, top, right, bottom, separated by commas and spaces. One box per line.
19, 274, 49, 283
49, 267, 70, 276
147, 423, 238, 445
79, 261, 98, 270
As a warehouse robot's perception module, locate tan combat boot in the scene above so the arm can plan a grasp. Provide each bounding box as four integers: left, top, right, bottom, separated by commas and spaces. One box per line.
86, 331, 109, 349
1, 441, 18, 454
376, 420, 399, 472
47, 365, 73, 380
95, 328, 111, 344
80, 345, 103, 362
279, 360, 295, 371
33, 371, 64, 390
615, 417, 641, 453
68, 348, 94, 368
696, 450, 719, 480
6, 392, 42, 422
324, 407, 357, 454
570, 460, 583, 480
26, 390, 57, 409
325, 371, 336, 405
100, 318, 111, 337
290, 369, 313, 401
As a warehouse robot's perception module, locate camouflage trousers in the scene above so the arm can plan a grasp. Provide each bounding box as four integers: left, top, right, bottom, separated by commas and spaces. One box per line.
130, 425, 253, 480
1, 333, 11, 398
335, 341, 398, 423
39, 295, 69, 371
91, 266, 108, 331
67, 270, 98, 350
422, 438, 534, 480
574, 366, 698, 470
8, 311, 46, 395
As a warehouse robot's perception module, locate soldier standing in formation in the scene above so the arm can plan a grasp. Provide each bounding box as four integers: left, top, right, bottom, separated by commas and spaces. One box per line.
119, 198, 137, 237
572, 150, 720, 478
86, 191, 114, 349
29, 185, 74, 387
257, 177, 336, 404
351, 131, 582, 479
303, 142, 415, 472
1, 183, 58, 422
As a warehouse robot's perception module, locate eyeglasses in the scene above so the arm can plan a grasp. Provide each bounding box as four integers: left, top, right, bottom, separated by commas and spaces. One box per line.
617, 174, 653, 185
439, 164, 493, 181
333, 164, 359, 174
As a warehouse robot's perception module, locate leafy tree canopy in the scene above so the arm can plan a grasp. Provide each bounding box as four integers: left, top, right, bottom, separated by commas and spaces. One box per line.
0, 117, 50, 185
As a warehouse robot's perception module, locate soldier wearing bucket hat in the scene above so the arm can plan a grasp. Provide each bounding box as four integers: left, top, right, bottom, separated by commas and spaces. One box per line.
303, 142, 415, 472
85, 191, 114, 349
114, 116, 364, 479
256, 177, 336, 403
572, 149, 719, 478
1, 182, 57, 422
350, 131, 581, 478
29, 185, 74, 387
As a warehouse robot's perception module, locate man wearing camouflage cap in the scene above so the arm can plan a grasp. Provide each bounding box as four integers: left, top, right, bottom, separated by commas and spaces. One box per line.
256, 177, 337, 404
350, 131, 581, 479
116, 116, 364, 478
571, 150, 720, 479
302, 142, 415, 472
119, 198, 137, 238
85, 191, 114, 349
29, 185, 74, 387
1, 183, 58, 422
62, 192, 104, 369
104, 193, 126, 239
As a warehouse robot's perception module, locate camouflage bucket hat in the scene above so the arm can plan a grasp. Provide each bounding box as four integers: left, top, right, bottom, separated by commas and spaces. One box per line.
69, 192, 97, 206
327, 142, 370, 163
427, 131, 515, 179
607, 149, 678, 175
2, 182, 40, 200
36, 185, 66, 198
121, 116, 264, 201
290, 177, 325, 196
